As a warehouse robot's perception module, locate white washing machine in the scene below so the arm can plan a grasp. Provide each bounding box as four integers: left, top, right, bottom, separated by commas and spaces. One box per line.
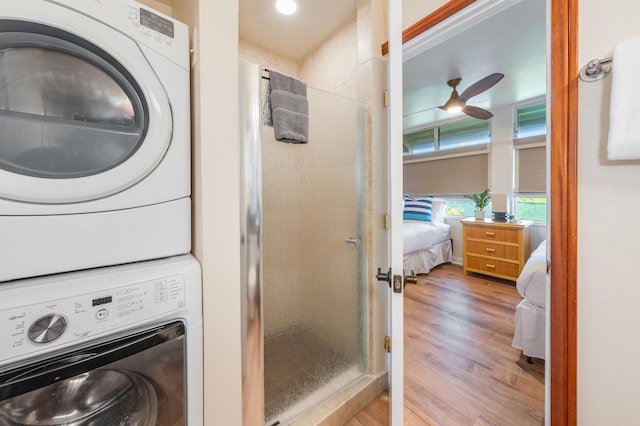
0, 0, 192, 282
0, 254, 203, 425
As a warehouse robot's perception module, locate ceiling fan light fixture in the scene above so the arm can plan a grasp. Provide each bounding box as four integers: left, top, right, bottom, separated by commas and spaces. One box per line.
438, 73, 504, 119
275, 0, 298, 15
444, 97, 464, 113
444, 99, 464, 114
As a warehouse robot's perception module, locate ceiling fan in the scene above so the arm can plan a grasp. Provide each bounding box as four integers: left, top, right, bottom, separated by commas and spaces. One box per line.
439, 72, 504, 119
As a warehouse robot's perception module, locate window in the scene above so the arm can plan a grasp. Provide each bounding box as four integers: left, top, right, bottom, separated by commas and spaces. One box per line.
427, 195, 496, 217
403, 118, 490, 156
514, 195, 547, 221
403, 118, 491, 200
403, 128, 434, 155
439, 119, 490, 150
445, 199, 493, 217
514, 102, 547, 221
515, 102, 546, 138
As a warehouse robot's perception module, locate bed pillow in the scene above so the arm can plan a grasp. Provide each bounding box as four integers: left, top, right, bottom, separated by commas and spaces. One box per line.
403, 194, 434, 221
430, 199, 447, 224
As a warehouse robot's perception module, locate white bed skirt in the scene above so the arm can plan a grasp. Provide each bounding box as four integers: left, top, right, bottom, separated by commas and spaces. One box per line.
403, 239, 452, 275
512, 299, 546, 360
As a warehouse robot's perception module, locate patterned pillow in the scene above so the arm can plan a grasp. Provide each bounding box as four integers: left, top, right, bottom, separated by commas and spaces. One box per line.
403, 194, 434, 221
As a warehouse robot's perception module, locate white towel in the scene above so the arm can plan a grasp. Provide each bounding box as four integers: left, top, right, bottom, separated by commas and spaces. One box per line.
608, 36, 640, 160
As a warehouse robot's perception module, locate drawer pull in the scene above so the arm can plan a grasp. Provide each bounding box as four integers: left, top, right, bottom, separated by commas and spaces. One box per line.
486, 264, 496, 269
485, 232, 496, 237
485, 248, 496, 253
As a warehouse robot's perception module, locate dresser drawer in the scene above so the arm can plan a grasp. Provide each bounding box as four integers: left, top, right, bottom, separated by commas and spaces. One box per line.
465, 240, 520, 261
466, 225, 519, 243
466, 255, 520, 279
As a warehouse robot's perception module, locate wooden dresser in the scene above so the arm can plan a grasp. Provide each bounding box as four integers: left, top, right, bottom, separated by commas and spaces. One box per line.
462, 218, 533, 281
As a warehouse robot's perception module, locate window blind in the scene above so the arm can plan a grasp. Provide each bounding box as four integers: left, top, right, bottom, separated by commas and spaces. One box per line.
403, 153, 489, 194
514, 140, 546, 192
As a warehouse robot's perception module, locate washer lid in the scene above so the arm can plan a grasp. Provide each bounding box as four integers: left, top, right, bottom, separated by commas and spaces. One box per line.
0, 369, 158, 425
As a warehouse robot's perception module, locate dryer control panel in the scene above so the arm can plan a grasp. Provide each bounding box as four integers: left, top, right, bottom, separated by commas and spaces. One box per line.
1, 274, 185, 363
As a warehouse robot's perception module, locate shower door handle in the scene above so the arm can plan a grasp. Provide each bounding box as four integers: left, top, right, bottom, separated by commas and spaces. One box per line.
344, 237, 361, 246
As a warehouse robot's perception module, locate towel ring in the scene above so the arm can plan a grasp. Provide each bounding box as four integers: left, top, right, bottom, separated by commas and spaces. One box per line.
579, 57, 612, 82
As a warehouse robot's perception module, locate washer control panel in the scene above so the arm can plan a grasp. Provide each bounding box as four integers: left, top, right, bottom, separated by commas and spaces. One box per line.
1, 274, 185, 362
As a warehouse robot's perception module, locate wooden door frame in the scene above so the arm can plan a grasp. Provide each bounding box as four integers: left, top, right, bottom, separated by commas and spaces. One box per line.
382, 0, 577, 424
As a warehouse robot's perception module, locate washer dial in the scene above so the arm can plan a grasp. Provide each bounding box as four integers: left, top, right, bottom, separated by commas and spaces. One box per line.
28, 314, 67, 343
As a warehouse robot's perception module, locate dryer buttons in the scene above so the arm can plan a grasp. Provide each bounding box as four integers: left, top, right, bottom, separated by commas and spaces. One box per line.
28, 314, 67, 344
95, 309, 109, 320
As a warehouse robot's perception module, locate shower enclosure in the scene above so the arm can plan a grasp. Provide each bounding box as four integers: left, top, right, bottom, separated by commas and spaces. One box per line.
240, 60, 368, 425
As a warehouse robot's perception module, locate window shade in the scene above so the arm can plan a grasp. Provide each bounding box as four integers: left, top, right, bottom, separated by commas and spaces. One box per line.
403, 153, 489, 194
515, 145, 546, 192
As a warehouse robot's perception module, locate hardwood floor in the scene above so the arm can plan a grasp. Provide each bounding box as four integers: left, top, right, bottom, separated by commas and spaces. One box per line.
347, 263, 544, 425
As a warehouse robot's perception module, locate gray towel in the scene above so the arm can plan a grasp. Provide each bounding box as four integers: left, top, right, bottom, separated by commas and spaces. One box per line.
270, 70, 306, 96
270, 90, 308, 115
269, 70, 309, 144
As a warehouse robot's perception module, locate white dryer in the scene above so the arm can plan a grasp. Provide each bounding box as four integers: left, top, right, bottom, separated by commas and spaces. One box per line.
0, 0, 192, 281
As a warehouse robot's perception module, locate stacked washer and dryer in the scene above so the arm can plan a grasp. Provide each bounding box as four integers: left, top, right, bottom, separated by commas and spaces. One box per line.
0, 1, 203, 425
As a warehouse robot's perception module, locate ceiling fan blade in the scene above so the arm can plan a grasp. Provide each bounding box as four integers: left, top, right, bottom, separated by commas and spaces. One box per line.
459, 73, 504, 100
463, 105, 494, 120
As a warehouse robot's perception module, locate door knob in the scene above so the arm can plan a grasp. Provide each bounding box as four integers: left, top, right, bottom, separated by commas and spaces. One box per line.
404, 269, 417, 286
376, 267, 391, 288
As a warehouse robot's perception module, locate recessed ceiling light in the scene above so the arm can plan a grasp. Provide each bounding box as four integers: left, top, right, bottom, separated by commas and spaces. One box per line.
275, 0, 297, 15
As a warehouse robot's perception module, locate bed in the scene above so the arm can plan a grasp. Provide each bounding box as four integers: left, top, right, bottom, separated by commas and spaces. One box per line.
512, 239, 547, 360
403, 197, 452, 275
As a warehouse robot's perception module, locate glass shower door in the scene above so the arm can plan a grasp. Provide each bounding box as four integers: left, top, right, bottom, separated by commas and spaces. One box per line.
262, 86, 368, 425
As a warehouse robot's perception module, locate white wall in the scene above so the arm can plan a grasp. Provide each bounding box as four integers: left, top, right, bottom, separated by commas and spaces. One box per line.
490, 104, 516, 196
577, 1, 640, 423
188, 1, 243, 425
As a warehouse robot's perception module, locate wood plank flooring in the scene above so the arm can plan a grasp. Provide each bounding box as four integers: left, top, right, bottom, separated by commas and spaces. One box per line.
346, 263, 544, 425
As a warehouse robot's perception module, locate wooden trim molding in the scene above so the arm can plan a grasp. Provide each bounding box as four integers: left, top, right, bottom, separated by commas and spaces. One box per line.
381, 0, 476, 56
549, 0, 578, 424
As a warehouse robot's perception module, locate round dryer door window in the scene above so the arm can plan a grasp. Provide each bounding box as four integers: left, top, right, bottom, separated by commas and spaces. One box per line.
0, 19, 172, 204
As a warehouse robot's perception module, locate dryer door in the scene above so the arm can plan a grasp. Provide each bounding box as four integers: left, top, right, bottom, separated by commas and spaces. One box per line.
0, 17, 172, 204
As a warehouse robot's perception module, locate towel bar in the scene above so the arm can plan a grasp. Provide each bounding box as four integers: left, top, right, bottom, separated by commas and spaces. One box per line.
579, 57, 612, 82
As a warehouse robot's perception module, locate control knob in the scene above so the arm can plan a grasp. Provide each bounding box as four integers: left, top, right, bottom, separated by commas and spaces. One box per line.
28, 314, 67, 344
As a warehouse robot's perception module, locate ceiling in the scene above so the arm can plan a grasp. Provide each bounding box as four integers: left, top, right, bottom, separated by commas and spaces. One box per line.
238, 0, 546, 130
403, 0, 547, 130
239, 0, 357, 62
